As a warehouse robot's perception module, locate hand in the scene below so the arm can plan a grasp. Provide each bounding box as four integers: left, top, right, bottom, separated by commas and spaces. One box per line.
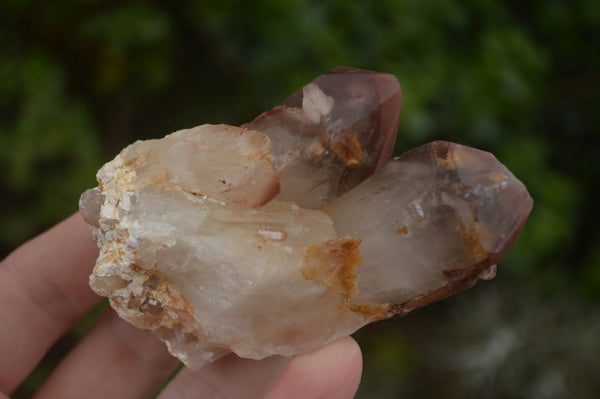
0, 214, 363, 398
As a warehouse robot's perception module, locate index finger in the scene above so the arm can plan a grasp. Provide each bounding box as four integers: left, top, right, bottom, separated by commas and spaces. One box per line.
0, 213, 100, 394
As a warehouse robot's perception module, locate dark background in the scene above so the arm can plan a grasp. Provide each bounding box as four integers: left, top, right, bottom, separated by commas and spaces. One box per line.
1, 0, 599, 397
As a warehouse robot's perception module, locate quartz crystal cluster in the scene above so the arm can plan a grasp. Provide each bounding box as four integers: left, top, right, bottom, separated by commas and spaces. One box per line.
80, 67, 533, 369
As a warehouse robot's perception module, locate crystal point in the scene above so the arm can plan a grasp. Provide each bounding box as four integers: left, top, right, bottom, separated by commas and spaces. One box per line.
246, 66, 402, 208
80, 68, 531, 370
327, 140, 533, 311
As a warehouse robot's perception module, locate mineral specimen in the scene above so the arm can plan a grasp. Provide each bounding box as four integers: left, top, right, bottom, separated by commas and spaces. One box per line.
80, 67, 532, 369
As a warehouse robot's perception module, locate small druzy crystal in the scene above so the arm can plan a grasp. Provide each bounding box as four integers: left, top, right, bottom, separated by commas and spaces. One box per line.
80, 67, 532, 369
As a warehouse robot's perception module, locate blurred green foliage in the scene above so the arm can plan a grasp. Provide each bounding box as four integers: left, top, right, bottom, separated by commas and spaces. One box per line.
1, 0, 599, 397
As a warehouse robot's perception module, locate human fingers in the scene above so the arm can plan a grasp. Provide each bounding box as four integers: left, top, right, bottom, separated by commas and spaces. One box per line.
157, 336, 362, 399
0, 213, 100, 393
33, 311, 179, 399
157, 352, 290, 399
34, 310, 360, 399
267, 336, 363, 399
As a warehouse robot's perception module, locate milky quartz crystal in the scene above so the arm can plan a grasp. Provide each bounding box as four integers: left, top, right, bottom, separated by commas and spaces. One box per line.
80, 67, 533, 369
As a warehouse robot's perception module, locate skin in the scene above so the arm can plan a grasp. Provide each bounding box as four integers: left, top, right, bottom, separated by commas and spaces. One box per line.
0, 214, 363, 398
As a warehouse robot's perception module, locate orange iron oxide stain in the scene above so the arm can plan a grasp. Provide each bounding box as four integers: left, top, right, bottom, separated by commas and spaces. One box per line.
393, 226, 408, 235
330, 132, 363, 167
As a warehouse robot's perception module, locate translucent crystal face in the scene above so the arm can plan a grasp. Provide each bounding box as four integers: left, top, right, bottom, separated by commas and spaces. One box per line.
327, 141, 533, 311
246, 66, 402, 209
80, 67, 532, 369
